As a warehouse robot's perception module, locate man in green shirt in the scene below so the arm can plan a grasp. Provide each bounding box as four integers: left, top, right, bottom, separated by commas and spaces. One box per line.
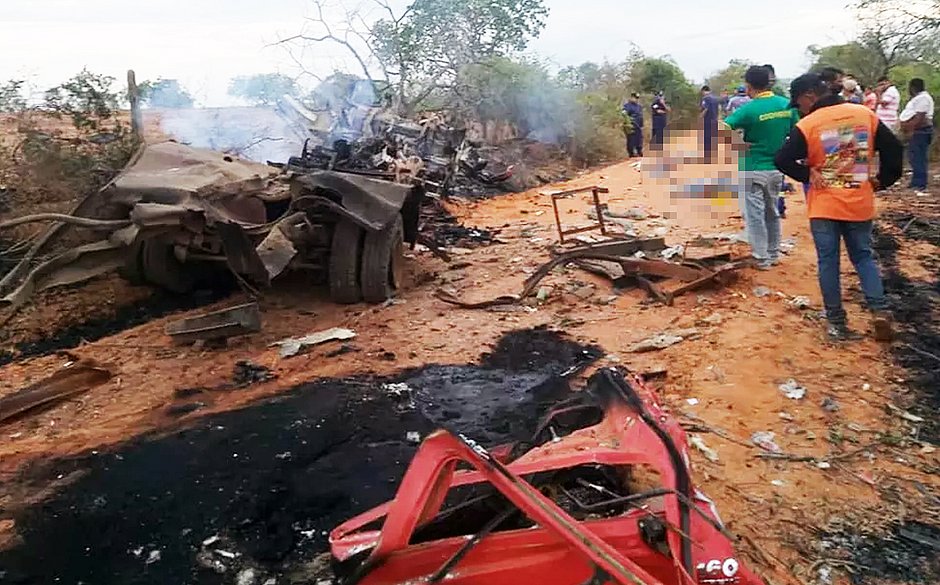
723, 65, 798, 269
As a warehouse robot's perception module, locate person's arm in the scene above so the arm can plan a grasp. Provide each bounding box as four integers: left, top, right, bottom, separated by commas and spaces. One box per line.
874, 119, 903, 189
774, 127, 810, 183
901, 111, 927, 132
723, 105, 743, 130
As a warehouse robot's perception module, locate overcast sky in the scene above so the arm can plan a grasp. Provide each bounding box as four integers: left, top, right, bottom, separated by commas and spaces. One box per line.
1, 0, 859, 106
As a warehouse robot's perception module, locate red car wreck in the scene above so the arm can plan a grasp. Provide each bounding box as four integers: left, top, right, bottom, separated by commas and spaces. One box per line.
328, 368, 767, 585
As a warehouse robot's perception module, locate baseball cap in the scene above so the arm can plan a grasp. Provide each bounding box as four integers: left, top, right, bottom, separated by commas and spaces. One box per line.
736, 85, 746, 93
788, 73, 827, 108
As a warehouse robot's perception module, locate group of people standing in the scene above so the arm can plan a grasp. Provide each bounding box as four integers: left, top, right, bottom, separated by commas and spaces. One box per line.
622, 91, 670, 157
621, 64, 935, 342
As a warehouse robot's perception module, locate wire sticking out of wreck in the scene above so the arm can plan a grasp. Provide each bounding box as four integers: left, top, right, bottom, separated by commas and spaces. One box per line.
328, 368, 767, 585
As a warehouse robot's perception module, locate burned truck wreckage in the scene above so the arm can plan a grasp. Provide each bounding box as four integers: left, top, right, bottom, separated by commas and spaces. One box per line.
0, 104, 512, 306
329, 368, 765, 585
0, 141, 421, 306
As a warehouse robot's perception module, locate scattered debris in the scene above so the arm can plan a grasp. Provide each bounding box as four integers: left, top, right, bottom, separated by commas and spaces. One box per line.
270, 328, 357, 358
0, 361, 112, 425
405, 431, 421, 444
232, 361, 276, 386
698, 312, 723, 326
165, 303, 262, 345
437, 248, 745, 308
753, 286, 772, 298
690, 435, 720, 462
821, 396, 840, 413
236, 568, 258, 585
544, 185, 611, 244
661, 245, 684, 260
779, 379, 807, 400
887, 403, 925, 423
629, 328, 700, 353
751, 431, 782, 453
788, 296, 812, 310
145, 550, 161, 565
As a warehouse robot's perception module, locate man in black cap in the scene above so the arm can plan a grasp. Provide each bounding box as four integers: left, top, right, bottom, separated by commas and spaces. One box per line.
774, 73, 903, 341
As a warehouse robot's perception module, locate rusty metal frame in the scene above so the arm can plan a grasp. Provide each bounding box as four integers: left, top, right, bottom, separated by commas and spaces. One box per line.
546, 186, 611, 244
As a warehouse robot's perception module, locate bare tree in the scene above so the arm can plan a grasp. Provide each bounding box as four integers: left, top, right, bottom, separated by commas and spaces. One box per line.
277, 0, 549, 115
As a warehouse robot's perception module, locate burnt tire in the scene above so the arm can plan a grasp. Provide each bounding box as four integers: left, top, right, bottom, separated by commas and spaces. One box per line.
329, 220, 364, 304
141, 239, 196, 294
360, 214, 404, 303
118, 239, 146, 286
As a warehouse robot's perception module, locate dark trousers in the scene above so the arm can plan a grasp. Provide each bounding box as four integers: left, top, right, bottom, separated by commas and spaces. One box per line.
909, 126, 934, 190
810, 219, 887, 325
627, 129, 643, 157
703, 123, 717, 162
650, 125, 666, 150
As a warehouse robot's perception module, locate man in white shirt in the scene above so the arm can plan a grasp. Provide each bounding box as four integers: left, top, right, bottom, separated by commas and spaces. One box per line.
900, 78, 935, 192
876, 76, 901, 134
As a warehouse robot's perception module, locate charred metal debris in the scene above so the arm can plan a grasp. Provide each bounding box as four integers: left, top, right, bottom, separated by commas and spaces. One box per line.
438, 236, 747, 308
0, 111, 506, 309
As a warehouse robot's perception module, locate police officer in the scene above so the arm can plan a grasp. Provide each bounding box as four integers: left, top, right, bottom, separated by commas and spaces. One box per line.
623, 92, 644, 157
650, 91, 669, 151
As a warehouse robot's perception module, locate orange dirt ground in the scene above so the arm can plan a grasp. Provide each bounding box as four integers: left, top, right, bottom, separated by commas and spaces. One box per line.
0, 139, 937, 585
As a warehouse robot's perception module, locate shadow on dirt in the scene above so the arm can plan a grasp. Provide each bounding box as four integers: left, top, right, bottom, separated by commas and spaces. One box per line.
0, 287, 231, 368
0, 327, 599, 585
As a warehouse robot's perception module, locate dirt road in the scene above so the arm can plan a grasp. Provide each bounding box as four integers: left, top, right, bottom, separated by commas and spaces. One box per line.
0, 147, 937, 585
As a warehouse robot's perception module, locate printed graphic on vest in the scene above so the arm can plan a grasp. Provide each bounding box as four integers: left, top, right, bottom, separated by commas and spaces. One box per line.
819, 125, 870, 189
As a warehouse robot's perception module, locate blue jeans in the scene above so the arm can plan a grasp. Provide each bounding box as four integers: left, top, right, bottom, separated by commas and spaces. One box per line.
909, 126, 934, 190
810, 219, 887, 325
743, 171, 783, 261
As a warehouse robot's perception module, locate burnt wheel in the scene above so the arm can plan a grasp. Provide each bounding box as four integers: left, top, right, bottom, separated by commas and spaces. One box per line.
118, 239, 146, 285
360, 214, 404, 303
141, 239, 196, 293
329, 220, 364, 304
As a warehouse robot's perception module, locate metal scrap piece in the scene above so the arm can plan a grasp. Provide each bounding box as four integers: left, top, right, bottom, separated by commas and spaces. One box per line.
165, 303, 262, 345
270, 327, 357, 358
0, 362, 113, 425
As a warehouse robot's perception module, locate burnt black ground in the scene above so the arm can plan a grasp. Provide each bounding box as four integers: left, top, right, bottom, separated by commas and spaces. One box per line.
0, 328, 599, 585
820, 521, 940, 585
872, 209, 940, 443
0, 287, 230, 368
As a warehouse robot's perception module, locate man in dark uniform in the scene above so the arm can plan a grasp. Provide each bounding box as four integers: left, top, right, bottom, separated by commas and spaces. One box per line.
622, 92, 644, 157
700, 85, 720, 162
650, 91, 669, 151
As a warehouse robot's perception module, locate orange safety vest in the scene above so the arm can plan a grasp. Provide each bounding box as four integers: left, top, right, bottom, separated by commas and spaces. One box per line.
796, 103, 879, 221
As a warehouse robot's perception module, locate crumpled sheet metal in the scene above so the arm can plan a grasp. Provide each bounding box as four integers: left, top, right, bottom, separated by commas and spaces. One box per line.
292, 171, 416, 232
107, 141, 278, 203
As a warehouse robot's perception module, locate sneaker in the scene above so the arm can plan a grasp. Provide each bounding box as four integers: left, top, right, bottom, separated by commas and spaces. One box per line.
871, 312, 894, 342
915, 191, 929, 197
754, 259, 774, 270
827, 323, 862, 342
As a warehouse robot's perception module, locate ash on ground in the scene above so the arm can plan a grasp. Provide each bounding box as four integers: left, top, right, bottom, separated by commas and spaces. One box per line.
0, 328, 598, 585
